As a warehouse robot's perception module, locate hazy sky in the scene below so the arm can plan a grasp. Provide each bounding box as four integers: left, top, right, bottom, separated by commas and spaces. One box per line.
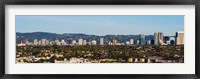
16, 15, 184, 36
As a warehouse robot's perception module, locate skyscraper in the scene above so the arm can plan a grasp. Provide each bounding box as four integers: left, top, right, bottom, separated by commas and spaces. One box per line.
130, 39, 134, 45
113, 39, 117, 45
154, 33, 158, 45
158, 32, 164, 44
33, 39, 38, 45
38, 40, 41, 45
61, 39, 66, 45
175, 32, 184, 45
154, 32, 163, 45
78, 38, 83, 45
136, 40, 139, 45
83, 40, 87, 45
41, 39, 46, 46
100, 38, 104, 45
139, 34, 145, 45
72, 40, 76, 45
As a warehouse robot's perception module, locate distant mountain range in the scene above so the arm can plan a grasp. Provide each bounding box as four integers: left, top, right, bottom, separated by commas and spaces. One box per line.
16, 32, 162, 44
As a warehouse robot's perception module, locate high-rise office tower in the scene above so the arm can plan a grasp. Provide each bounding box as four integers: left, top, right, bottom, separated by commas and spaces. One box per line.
113, 39, 117, 45
136, 40, 139, 45
130, 39, 134, 45
175, 32, 184, 45
38, 40, 41, 45
139, 34, 145, 45
154, 32, 163, 45
154, 33, 158, 45
41, 39, 46, 46
61, 39, 65, 45
100, 38, 104, 45
78, 38, 83, 45
158, 32, 164, 44
83, 40, 87, 45
33, 39, 38, 45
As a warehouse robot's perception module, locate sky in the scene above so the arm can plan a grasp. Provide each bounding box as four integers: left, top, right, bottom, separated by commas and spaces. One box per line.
16, 15, 184, 36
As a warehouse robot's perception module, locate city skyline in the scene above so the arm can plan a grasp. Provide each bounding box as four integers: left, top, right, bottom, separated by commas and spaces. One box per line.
17, 31, 184, 46
16, 15, 184, 36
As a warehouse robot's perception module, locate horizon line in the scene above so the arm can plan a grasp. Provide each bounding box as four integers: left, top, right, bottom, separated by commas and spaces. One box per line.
16, 31, 182, 36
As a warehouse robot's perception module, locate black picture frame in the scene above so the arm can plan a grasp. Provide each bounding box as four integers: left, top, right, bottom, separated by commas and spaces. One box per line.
0, 0, 200, 79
